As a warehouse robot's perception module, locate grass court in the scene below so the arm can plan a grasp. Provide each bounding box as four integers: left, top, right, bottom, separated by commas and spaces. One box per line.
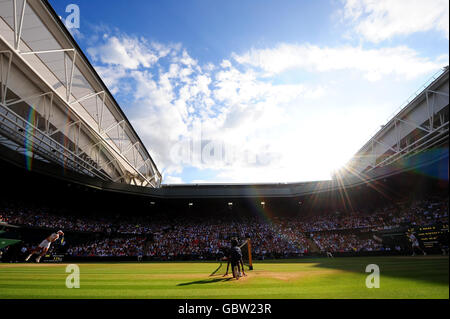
0, 256, 448, 299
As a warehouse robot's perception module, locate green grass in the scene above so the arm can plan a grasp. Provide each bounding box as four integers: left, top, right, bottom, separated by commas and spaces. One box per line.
0, 256, 448, 299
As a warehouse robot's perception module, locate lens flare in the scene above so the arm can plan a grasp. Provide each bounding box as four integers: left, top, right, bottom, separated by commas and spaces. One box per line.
24, 107, 36, 171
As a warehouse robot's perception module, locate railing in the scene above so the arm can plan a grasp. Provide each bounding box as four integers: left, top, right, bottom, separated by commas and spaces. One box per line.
356, 67, 447, 155
0, 101, 112, 181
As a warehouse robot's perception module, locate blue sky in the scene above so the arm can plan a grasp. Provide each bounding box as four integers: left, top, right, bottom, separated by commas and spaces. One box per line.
50, 0, 449, 184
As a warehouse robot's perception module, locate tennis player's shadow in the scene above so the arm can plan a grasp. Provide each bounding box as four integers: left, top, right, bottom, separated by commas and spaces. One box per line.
177, 277, 232, 286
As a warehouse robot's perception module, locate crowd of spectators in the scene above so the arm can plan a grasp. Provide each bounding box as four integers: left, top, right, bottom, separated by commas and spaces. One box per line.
0, 202, 166, 234
1, 196, 448, 258
64, 216, 312, 259
67, 237, 147, 257
296, 197, 448, 232
310, 232, 383, 253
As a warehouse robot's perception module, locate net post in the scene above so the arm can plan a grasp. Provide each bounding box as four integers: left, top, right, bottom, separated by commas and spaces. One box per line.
247, 237, 253, 270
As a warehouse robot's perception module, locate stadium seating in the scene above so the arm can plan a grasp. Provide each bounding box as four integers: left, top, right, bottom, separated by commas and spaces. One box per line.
1, 195, 447, 260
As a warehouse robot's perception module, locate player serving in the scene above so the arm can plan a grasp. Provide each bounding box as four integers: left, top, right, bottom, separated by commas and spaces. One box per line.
25, 230, 64, 263
408, 231, 426, 256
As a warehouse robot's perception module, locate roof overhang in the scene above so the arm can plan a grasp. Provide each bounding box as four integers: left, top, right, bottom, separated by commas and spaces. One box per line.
0, 0, 162, 187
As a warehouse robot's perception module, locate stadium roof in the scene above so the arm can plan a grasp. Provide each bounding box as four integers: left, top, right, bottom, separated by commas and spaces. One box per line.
344, 66, 449, 175
0, 0, 161, 187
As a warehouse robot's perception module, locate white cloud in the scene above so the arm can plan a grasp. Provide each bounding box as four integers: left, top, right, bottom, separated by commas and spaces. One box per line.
341, 0, 449, 42
162, 175, 184, 184
232, 43, 445, 81
172, 49, 198, 68
129, 69, 189, 175
122, 48, 324, 177
93, 65, 127, 94
87, 31, 446, 184
87, 35, 168, 69
220, 59, 232, 68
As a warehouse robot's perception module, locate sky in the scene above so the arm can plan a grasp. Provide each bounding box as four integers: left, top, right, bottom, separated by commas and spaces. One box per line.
49, 0, 449, 184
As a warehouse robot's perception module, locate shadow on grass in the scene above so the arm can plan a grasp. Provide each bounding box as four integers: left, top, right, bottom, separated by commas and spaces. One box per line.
176, 256, 448, 288
177, 277, 233, 286
260, 255, 449, 286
